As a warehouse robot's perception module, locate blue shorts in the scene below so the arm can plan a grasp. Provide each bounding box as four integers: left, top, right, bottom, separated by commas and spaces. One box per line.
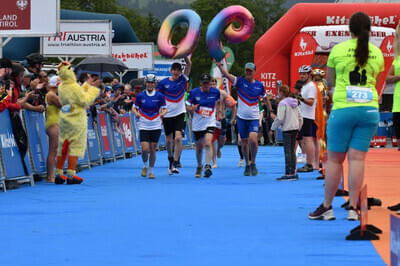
327, 107, 379, 153
237, 117, 259, 139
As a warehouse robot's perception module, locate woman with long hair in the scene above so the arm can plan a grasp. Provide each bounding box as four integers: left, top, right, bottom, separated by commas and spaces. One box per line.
309, 12, 384, 221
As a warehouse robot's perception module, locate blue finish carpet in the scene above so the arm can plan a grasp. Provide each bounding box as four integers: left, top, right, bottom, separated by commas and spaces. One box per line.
0, 146, 384, 266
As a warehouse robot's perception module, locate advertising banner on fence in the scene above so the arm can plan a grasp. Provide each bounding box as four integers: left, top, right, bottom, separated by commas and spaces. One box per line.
41, 20, 112, 57
121, 115, 135, 153
112, 43, 153, 70
0, 0, 59, 36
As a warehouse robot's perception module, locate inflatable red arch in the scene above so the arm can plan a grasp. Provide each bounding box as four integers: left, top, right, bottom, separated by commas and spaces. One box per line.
254, 3, 400, 94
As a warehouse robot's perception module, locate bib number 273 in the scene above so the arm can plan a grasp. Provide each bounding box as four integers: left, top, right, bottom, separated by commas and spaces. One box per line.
346, 86, 373, 103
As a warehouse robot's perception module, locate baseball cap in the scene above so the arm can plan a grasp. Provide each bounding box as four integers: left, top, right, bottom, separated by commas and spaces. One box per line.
105, 85, 113, 91
200, 73, 211, 83
245, 62, 256, 71
49, 76, 60, 87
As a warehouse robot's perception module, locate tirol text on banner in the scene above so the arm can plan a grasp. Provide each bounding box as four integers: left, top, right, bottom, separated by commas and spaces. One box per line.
290, 32, 318, 89
0, 0, 31, 30
377, 35, 395, 96
41, 20, 112, 57
112, 43, 153, 71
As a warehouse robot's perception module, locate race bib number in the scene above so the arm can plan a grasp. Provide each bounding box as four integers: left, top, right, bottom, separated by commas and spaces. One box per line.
346, 86, 373, 103
198, 106, 213, 117
215, 121, 222, 129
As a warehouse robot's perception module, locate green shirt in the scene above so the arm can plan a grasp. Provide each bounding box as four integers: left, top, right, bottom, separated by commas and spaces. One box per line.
327, 38, 384, 110
392, 56, 400, 112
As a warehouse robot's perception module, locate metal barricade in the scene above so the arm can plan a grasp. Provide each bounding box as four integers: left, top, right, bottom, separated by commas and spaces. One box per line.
0, 110, 34, 189
120, 113, 137, 156
96, 112, 116, 162
22, 110, 48, 177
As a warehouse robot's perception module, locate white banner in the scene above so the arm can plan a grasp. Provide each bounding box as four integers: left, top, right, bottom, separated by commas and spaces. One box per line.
301, 25, 395, 53
0, 0, 59, 37
41, 20, 112, 57
112, 43, 153, 70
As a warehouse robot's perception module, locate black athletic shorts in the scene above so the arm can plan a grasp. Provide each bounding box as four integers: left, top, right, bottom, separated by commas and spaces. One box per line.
193, 127, 215, 141
139, 129, 161, 143
163, 113, 185, 136
298, 118, 317, 139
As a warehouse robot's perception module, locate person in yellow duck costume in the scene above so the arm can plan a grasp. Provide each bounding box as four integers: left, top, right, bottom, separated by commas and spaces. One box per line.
55, 62, 100, 185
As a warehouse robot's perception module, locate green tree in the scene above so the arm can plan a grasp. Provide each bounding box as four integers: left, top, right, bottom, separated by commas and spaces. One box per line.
189, 0, 286, 87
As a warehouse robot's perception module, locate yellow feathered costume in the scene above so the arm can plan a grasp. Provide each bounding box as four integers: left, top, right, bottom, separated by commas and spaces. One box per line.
55, 62, 99, 184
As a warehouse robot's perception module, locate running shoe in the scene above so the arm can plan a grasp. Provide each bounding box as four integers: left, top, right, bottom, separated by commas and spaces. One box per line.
217, 150, 222, 158
316, 175, 325, 180
297, 164, 314, 172
55, 175, 67, 185
238, 159, 244, 167
141, 166, 148, 177
172, 161, 179, 174
195, 166, 202, 178
347, 207, 359, 221
168, 167, 173, 175
250, 163, 258, 176
66, 176, 83, 185
244, 165, 251, 176
276, 174, 298, 181
204, 164, 212, 178
308, 204, 336, 220
149, 172, 156, 179
388, 203, 400, 211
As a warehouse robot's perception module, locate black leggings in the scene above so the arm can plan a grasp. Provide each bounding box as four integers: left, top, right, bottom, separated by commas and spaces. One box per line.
283, 130, 298, 175
393, 112, 400, 139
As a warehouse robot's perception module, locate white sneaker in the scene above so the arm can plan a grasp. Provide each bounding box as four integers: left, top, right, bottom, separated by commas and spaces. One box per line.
167, 168, 173, 175
347, 208, 359, 221
238, 159, 244, 167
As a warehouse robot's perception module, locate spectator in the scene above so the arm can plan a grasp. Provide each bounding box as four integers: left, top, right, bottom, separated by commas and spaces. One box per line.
45, 76, 61, 183
78, 72, 88, 85
111, 77, 119, 87
99, 86, 123, 134
297, 65, 318, 172
309, 12, 384, 221
272, 85, 303, 181
0, 80, 30, 112
0, 58, 12, 81
25, 53, 45, 79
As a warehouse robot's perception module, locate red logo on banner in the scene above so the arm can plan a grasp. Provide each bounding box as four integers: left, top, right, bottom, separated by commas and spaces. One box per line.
98, 113, 110, 151
121, 116, 134, 148
0, 0, 31, 30
290, 32, 318, 89
377, 36, 395, 96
